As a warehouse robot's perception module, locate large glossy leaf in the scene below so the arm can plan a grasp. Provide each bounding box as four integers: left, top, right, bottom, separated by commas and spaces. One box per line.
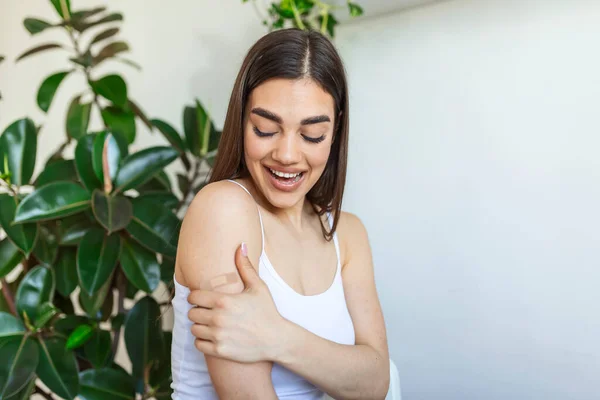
14, 182, 90, 223
126, 197, 180, 257
94, 41, 129, 66
16, 43, 63, 62
77, 228, 120, 296
4, 371, 36, 400
15, 266, 54, 323
36, 336, 79, 400
79, 273, 111, 318
83, 329, 111, 368
54, 315, 89, 337
120, 239, 160, 293
37, 71, 70, 112
88, 27, 119, 47
66, 96, 91, 140
0, 312, 25, 342
0, 336, 39, 399
75, 134, 102, 191
50, 0, 71, 18
58, 213, 93, 246
78, 368, 135, 400
184, 100, 216, 157
138, 192, 179, 211
65, 324, 93, 349
33, 302, 59, 330
0, 238, 23, 278
151, 119, 186, 152
0, 118, 37, 186
160, 257, 175, 285
91, 190, 132, 233
124, 296, 164, 383
91, 74, 127, 107
54, 247, 78, 297
101, 107, 136, 145
92, 131, 122, 184
0, 195, 37, 256
35, 159, 78, 187
113, 147, 178, 194
23, 18, 53, 35
32, 226, 58, 265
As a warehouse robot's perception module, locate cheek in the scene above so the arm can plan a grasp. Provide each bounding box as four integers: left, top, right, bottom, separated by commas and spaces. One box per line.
244, 130, 267, 161
308, 146, 331, 170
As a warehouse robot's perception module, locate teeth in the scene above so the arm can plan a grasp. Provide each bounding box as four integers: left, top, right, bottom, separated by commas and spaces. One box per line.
269, 168, 301, 179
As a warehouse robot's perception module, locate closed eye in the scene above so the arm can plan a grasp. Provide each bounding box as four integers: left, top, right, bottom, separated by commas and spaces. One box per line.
253, 126, 276, 137
302, 134, 326, 144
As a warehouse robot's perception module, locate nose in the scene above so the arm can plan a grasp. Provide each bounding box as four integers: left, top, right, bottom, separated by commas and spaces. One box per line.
272, 132, 301, 165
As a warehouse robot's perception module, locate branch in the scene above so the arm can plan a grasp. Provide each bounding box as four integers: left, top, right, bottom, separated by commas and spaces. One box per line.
0, 278, 17, 316
110, 269, 126, 360
34, 385, 54, 400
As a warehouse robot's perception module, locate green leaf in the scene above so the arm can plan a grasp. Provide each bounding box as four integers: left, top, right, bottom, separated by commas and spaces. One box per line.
54, 247, 78, 296
66, 96, 91, 140
65, 324, 93, 349
14, 182, 90, 223
74, 12, 123, 33
3, 370, 36, 400
88, 27, 119, 47
58, 214, 92, 246
91, 74, 127, 108
138, 192, 179, 210
127, 100, 153, 131
0, 312, 25, 341
348, 2, 363, 17
318, 12, 338, 37
78, 272, 111, 318
160, 257, 175, 285
92, 131, 122, 183
70, 7, 106, 23
124, 296, 164, 383
15, 266, 54, 323
0, 118, 37, 185
177, 173, 189, 196
0, 239, 23, 278
36, 336, 79, 400
0, 195, 38, 256
120, 239, 160, 293
101, 107, 136, 144
91, 190, 132, 233
114, 147, 178, 193
16, 43, 63, 62
151, 119, 186, 152
75, 134, 102, 191
78, 367, 135, 400
0, 336, 39, 399
83, 329, 111, 368
54, 315, 89, 336
53, 292, 74, 315
111, 313, 125, 331
33, 302, 59, 329
35, 159, 78, 187
94, 41, 129, 66
23, 18, 53, 35
32, 225, 58, 265
37, 71, 70, 112
77, 228, 121, 296
50, 0, 71, 18
126, 197, 180, 257
183, 100, 216, 157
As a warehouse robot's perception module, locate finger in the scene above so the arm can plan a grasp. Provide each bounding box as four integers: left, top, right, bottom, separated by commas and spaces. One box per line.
187, 307, 214, 325
194, 338, 218, 357
191, 323, 217, 341
187, 289, 222, 308
235, 242, 260, 288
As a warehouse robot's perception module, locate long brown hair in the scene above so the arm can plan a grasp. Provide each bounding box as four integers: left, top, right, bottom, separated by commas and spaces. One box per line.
209, 28, 349, 241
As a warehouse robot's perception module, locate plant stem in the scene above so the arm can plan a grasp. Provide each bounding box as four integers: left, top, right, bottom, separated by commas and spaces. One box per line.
0, 278, 17, 316
35, 385, 54, 400
0, 178, 18, 197
110, 269, 126, 360
291, 1, 306, 29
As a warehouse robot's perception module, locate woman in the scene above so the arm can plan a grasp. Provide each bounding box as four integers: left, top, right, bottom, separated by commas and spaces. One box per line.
171, 28, 389, 399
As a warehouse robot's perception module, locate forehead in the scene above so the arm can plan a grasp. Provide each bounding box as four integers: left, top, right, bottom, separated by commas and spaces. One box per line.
248, 78, 334, 118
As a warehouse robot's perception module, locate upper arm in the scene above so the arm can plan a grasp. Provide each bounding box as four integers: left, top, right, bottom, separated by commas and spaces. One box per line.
175, 181, 277, 399
337, 212, 389, 361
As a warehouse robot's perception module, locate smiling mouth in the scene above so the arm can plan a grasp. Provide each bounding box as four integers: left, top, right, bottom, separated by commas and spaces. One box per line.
266, 167, 305, 183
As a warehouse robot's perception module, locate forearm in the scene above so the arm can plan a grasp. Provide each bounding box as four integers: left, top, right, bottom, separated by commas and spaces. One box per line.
273, 319, 389, 400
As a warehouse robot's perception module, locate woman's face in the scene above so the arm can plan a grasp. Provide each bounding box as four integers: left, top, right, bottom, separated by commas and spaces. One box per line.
244, 78, 336, 210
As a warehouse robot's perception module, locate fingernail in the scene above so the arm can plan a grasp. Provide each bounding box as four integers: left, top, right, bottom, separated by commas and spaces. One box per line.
241, 242, 248, 257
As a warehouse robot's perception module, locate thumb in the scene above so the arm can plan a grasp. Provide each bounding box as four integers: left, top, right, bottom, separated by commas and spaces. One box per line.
235, 242, 260, 289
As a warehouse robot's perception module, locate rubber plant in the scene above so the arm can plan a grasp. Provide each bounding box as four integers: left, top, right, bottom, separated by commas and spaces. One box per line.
0, 1, 218, 399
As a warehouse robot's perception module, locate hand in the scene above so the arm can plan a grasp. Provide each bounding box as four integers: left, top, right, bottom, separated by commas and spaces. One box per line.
187, 243, 284, 363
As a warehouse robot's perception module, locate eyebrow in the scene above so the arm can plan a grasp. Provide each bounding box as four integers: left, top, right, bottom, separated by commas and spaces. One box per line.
251, 107, 331, 125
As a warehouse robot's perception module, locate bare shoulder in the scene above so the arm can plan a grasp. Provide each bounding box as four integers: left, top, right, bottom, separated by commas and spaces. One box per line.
176, 180, 262, 289
335, 211, 371, 269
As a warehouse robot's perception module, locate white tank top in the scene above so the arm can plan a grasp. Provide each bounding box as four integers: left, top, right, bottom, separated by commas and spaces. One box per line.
171, 180, 355, 399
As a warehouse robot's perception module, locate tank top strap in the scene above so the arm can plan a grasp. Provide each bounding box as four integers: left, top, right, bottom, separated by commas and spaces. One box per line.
327, 212, 342, 275
225, 179, 265, 253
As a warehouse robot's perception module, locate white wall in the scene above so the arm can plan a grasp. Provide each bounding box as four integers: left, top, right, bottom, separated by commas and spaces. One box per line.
335, 1, 600, 399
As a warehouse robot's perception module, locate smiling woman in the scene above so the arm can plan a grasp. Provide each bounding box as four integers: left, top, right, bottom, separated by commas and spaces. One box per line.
172, 28, 390, 400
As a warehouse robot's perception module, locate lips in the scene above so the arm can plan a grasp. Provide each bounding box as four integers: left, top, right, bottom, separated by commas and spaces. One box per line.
263, 166, 306, 192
